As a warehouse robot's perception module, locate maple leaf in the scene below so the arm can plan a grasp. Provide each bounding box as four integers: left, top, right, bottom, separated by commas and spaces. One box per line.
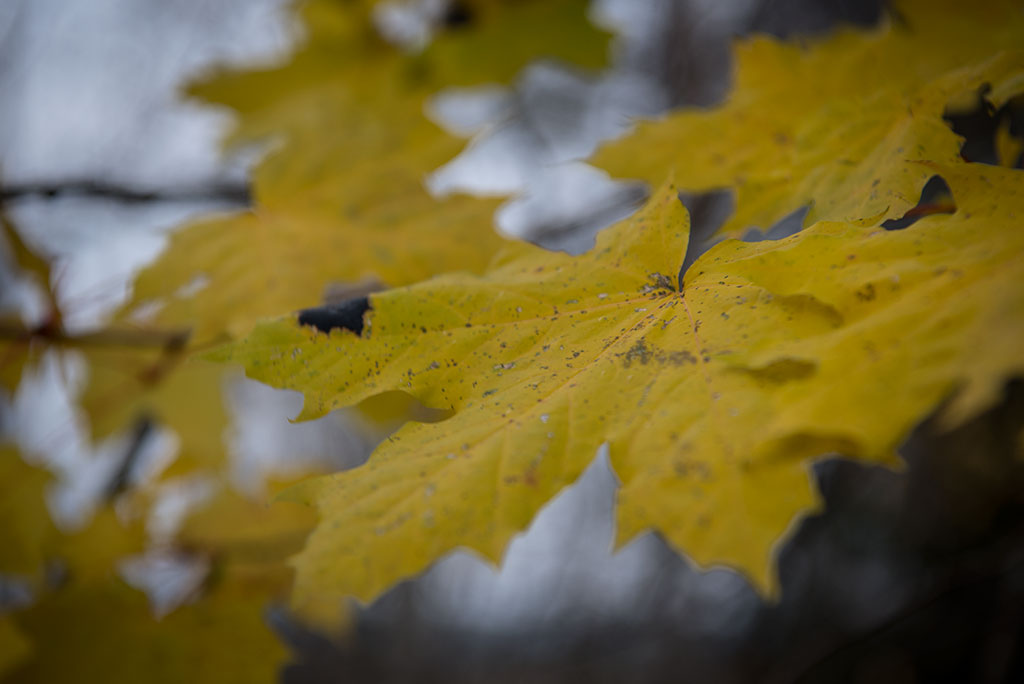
215, 160, 1024, 607
591, 0, 1024, 237
128, 0, 606, 343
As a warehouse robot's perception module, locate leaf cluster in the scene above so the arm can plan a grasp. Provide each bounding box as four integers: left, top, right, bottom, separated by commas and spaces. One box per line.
1, 0, 1023, 679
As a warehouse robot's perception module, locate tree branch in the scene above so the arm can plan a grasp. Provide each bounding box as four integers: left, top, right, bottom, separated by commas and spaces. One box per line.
0, 320, 190, 351
0, 179, 250, 205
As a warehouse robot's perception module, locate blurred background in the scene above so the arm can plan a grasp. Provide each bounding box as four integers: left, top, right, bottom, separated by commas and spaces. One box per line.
2, 0, 1023, 682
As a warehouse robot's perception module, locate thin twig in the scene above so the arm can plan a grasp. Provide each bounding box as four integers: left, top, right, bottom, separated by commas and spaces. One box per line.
104, 415, 156, 500
0, 320, 190, 350
0, 179, 250, 205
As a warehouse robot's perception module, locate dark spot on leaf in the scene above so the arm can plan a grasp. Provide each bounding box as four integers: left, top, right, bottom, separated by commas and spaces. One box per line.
674, 459, 712, 480
739, 358, 816, 384
298, 297, 371, 334
855, 283, 876, 302
619, 338, 696, 368
648, 272, 676, 292
621, 339, 653, 367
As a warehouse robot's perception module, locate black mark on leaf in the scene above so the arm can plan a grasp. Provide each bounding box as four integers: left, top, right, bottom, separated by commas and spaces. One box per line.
619, 338, 696, 368
299, 297, 371, 334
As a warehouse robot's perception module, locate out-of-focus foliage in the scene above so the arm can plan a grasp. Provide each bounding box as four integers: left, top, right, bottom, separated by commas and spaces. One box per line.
592, 0, 1024, 236
4, 510, 289, 684
0, 617, 30, 679
0, 0, 607, 677
7, 582, 284, 684
0, 447, 53, 577
79, 350, 227, 476
128, 0, 606, 344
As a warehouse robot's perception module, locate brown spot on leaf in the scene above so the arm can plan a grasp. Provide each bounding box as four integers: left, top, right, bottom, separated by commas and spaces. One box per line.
739, 358, 816, 384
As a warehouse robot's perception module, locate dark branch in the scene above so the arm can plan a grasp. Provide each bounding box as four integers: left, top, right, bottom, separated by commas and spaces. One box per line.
104, 415, 156, 500
0, 179, 251, 205
0, 320, 190, 351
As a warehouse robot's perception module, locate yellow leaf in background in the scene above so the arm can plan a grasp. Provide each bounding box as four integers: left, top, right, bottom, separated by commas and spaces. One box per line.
78, 348, 227, 476
7, 580, 286, 684
128, 0, 608, 343
177, 485, 348, 630
216, 160, 1024, 605
591, 0, 1024, 237
178, 486, 317, 579
0, 616, 30, 679
0, 341, 28, 395
0, 447, 53, 577
51, 508, 148, 583
6, 492, 290, 684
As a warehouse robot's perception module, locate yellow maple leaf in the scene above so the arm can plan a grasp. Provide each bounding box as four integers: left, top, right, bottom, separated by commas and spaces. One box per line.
215, 160, 1024, 607
591, 0, 1024, 237
128, 0, 607, 343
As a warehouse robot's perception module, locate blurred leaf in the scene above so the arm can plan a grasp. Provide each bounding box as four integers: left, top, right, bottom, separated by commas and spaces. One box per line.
0, 617, 30, 679
592, 0, 1024, 236
78, 349, 227, 476
128, 0, 607, 343
0, 447, 53, 577
7, 579, 285, 684
178, 486, 316, 577
5, 498, 289, 684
